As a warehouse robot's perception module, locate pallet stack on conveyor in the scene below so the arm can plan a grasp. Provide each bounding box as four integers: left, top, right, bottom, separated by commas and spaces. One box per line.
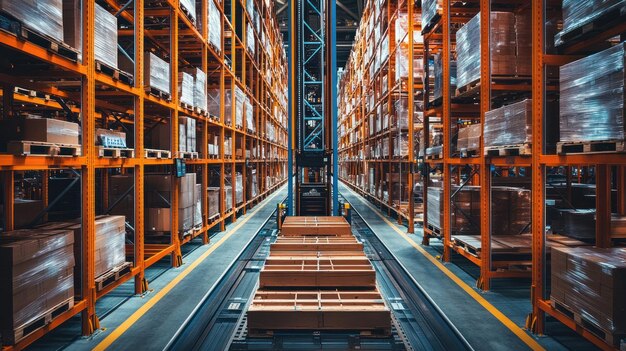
247, 216, 391, 336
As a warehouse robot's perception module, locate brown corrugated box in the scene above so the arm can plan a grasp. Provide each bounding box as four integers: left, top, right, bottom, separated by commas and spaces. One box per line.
22, 118, 80, 145
146, 208, 171, 232
14, 199, 44, 229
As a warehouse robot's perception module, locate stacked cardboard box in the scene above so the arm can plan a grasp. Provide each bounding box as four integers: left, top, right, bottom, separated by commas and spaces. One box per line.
179, 0, 196, 24
434, 54, 457, 100
0, 117, 80, 149
559, 43, 625, 143
13, 199, 43, 229
484, 100, 531, 148
457, 124, 481, 153
208, 0, 221, 51
145, 52, 170, 95
144, 173, 199, 235
62, 0, 81, 54
188, 68, 207, 112
178, 116, 197, 153
207, 187, 220, 218
208, 133, 220, 157
0, 229, 74, 344
551, 247, 626, 337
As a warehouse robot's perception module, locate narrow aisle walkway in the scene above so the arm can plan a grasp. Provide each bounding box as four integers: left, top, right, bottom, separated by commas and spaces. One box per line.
340, 182, 575, 351
63, 186, 286, 351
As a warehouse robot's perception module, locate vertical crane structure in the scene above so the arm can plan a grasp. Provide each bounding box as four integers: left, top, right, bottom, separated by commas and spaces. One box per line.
288, 0, 338, 215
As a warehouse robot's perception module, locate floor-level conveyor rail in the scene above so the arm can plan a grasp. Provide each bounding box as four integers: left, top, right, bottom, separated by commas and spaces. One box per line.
165, 196, 473, 351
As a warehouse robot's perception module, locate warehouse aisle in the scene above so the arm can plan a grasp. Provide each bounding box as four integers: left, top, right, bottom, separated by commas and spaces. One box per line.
49, 186, 286, 351
339, 182, 596, 351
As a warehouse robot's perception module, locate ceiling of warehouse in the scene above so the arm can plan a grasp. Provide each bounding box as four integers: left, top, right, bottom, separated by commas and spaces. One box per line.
274, 0, 364, 69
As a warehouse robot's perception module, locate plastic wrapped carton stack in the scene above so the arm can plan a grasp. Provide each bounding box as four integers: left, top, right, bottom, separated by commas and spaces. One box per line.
207, 187, 220, 218
484, 99, 532, 147
179, 0, 196, 24
248, 169, 258, 199
235, 173, 244, 205
235, 86, 245, 128
208, 89, 221, 118
559, 43, 625, 143
0, 229, 74, 344
178, 72, 195, 107
194, 184, 202, 228
208, 0, 222, 51
144, 173, 199, 235
0, 116, 80, 150
457, 123, 481, 153
421, 0, 442, 31
208, 133, 220, 157
0, 0, 64, 43
434, 54, 457, 100
192, 68, 207, 112
178, 116, 197, 153
551, 247, 626, 339
145, 52, 170, 96
95, 4, 118, 69
555, 0, 625, 46
246, 98, 255, 132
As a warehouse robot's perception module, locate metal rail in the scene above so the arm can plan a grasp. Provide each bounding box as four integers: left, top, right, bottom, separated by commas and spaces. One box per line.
165, 196, 473, 351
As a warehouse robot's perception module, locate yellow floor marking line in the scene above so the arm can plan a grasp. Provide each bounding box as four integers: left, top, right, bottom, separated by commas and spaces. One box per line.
344, 186, 545, 351
94, 187, 285, 351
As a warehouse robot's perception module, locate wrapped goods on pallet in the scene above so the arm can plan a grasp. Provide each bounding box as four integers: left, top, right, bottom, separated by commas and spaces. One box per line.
63, 0, 81, 54
551, 247, 626, 338
145, 52, 170, 95
396, 45, 424, 82
96, 128, 127, 148
457, 124, 481, 152
207, 187, 220, 218
178, 120, 187, 152
225, 88, 234, 125
247, 22, 255, 54
248, 169, 258, 199
456, 12, 517, 89
179, 116, 197, 153
13, 199, 43, 229
246, 98, 255, 132
179, 173, 197, 209
555, 0, 626, 46
179, 0, 196, 24
0, 117, 80, 147
0, 0, 64, 43
194, 184, 202, 228
224, 136, 232, 157
208, 89, 221, 118
0, 229, 74, 344
515, 10, 532, 76
93, 215, 126, 278
192, 68, 207, 112
95, 4, 118, 69
382, 137, 390, 157
484, 100, 531, 147
393, 133, 409, 157
434, 54, 457, 100
551, 209, 596, 240
235, 86, 245, 127
178, 72, 195, 107
235, 173, 244, 205
208, 0, 221, 51
422, 0, 441, 31
224, 185, 233, 211
559, 43, 625, 143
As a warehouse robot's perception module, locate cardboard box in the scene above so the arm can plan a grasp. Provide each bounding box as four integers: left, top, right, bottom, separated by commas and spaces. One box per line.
22, 118, 80, 145
13, 199, 44, 229
194, 184, 203, 227
208, 187, 220, 218
146, 208, 171, 232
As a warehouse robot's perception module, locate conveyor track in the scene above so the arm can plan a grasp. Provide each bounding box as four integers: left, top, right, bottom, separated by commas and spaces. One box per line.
165, 196, 473, 351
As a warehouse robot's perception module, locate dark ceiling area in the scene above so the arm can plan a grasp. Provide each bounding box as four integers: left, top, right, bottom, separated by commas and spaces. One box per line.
274, 0, 363, 69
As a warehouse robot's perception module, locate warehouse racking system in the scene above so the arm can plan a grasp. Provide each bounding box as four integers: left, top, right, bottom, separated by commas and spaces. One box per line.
340, 0, 626, 349
0, 0, 287, 349
338, 0, 422, 233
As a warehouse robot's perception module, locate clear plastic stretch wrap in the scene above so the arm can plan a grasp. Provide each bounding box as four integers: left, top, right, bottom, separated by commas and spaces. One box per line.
224, 185, 233, 210
556, 0, 625, 46
179, 0, 196, 23
0, 229, 74, 333
456, 12, 517, 89
208, 0, 222, 50
95, 4, 118, 69
145, 52, 170, 95
194, 184, 202, 227
559, 43, 625, 142
247, 22, 255, 54
421, 0, 441, 30
551, 209, 596, 240
93, 215, 126, 278
396, 45, 424, 82
484, 99, 532, 147
0, 0, 64, 43
434, 54, 457, 100
248, 169, 258, 198
235, 86, 245, 127
208, 88, 221, 118
178, 72, 195, 107
193, 68, 207, 112
393, 133, 409, 157
551, 247, 626, 334
427, 187, 443, 229
235, 173, 244, 204
207, 187, 220, 218
246, 98, 254, 132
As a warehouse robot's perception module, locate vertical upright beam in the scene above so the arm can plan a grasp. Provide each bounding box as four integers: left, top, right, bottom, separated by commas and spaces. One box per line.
479, 0, 492, 291
288, 0, 296, 215
170, 4, 182, 266
201, 0, 209, 244
407, 0, 415, 233
81, 0, 97, 336
596, 164, 612, 248
329, 0, 339, 215
3, 171, 14, 231
134, 0, 146, 294
441, 0, 451, 262
530, 0, 546, 334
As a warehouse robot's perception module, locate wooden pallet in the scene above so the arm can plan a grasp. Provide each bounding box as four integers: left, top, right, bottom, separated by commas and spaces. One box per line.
0, 13, 79, 62
555, 4, 626, 48
551, 298, 626, 348
484, 143, 532, 157
144, 148, 171, 159
179, 3, 197, 25
174, 151, 199, 159
424, 152, 443, 160
460, 148, 479, 158
208, 213, 220, 223
95, 262, 133, 291
5, 297, 74, 345
13, 86, 50, 100
95, 60, 133, 85
180, 101, 194, 111
452, 236, 481, 257
557, 140, 626, 155
194, 107, 208, 116
7, 140, 81, 157
247, 290, 391, 337
97, 146, 135, 158
146, 86, 172, 101
281, 216, 352, 237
